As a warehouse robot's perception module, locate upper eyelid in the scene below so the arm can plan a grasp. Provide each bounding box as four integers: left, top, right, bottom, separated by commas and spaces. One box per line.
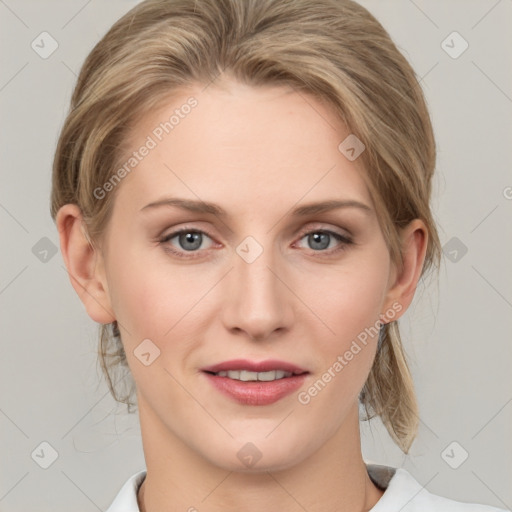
161, 225, 352, 247
161, 223, 350, 237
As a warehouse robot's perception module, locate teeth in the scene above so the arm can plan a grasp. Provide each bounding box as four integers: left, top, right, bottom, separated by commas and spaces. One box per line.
215, 370, 293, 381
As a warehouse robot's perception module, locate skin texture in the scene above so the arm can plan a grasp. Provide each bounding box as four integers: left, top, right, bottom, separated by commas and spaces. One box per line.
57, 79, 427, 512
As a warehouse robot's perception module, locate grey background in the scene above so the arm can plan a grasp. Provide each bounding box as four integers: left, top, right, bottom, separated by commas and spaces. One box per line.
1, 0, 511, 510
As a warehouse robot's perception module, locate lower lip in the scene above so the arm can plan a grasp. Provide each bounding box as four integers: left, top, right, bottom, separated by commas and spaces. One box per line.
203, 372, 308, 406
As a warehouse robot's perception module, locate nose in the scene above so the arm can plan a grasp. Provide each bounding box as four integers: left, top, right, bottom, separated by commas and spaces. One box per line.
221, 242, 295, 342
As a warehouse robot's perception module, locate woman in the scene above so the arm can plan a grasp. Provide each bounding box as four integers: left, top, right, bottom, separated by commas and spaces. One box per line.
51, 0, 506, 510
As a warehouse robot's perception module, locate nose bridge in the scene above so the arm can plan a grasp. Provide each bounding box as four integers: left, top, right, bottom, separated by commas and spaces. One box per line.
223, 235, 293, 339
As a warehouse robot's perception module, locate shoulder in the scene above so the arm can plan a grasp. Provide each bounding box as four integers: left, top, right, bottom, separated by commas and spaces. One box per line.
106, 469, 146, 512
367, 464, 507, 512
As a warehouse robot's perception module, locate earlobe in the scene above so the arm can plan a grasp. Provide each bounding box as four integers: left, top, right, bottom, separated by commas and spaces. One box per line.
56, 204, 115, 324
381, 219, 428, 320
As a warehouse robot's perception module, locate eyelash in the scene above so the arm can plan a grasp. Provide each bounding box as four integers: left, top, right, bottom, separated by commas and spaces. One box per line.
158, 226, 354, 259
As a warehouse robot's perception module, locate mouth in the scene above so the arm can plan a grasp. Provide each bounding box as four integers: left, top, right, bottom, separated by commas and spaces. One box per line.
203, 369, 306, 381
201, 359, 309, 406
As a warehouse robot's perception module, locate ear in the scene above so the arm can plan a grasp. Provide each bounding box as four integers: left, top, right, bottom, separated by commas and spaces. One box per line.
381, 219, 428, 321
56, 204, 115, 324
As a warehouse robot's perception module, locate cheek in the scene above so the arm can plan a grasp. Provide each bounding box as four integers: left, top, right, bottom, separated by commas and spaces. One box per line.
301, 277, 386, 415
105, 252, 201, 395
302, 252, 389, 393
106, 245, 215, 355
315, 256, 390, 340
105, 245, 173, 342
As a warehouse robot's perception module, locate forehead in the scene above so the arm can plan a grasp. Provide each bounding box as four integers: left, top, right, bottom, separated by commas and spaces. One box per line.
115, 79, 374, 214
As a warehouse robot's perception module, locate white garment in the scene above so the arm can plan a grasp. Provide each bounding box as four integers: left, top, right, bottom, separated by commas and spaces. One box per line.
106, 464, 506, 511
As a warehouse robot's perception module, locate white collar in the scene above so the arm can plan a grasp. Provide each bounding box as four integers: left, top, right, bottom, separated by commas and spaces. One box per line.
105, 463, 504, 511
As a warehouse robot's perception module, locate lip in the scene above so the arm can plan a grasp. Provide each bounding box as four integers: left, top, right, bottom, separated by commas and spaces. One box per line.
201, 359, 308, 374
201, 359, 309, 406
203, 372, 308, 406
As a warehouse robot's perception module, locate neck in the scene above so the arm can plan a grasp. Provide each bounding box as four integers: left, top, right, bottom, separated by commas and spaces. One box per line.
136, 399, 383, 512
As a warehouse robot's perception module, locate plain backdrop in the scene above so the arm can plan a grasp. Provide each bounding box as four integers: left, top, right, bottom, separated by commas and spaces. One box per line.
1, 1, 511, 510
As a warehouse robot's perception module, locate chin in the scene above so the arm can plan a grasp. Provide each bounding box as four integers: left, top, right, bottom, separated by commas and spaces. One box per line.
203, 435, 312, 474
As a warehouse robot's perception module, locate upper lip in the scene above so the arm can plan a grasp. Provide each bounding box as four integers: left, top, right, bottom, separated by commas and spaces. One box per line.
201, 359, 308, 374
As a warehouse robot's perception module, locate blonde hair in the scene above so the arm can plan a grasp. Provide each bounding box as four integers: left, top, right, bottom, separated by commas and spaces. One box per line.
51, 0, 441, 453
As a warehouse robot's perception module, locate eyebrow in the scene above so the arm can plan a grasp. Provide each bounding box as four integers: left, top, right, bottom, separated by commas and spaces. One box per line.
140, 197, 372, 216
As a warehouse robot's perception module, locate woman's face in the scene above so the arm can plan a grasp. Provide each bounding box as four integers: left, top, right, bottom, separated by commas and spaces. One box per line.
98, 80, 403, 471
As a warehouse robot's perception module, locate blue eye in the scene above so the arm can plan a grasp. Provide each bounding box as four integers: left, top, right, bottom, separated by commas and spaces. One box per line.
297, 230, 353, 253
159, 227, 353, 259
160, 229, 214, 256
